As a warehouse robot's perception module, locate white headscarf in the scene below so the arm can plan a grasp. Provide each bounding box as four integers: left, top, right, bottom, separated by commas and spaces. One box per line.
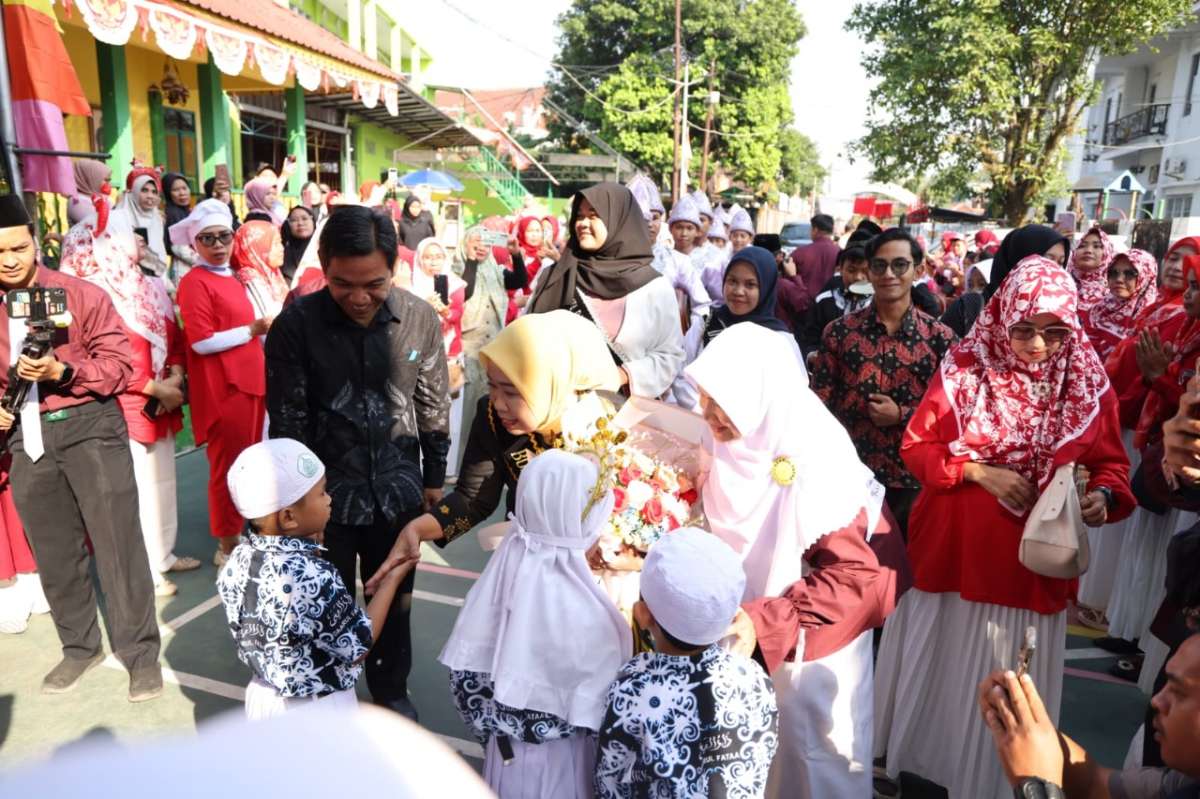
409, 237, 466, 299
117, 174, 167, 261
439, 449, 631, 731
168, 198, 233, 248
685, 323, 885, 600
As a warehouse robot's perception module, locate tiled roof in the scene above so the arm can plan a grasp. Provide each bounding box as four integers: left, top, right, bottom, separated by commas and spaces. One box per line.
178, 0, 400, 81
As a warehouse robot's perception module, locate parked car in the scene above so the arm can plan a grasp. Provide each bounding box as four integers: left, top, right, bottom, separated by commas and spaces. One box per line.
779, 221, 812, 257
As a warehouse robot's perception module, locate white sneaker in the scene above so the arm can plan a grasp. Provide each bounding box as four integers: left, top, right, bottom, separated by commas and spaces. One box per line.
213, 550, 229, 568
154, 578, 178, 598
17, 572, 50, 614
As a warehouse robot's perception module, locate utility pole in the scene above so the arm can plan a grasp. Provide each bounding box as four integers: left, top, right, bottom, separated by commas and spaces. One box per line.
671, 0, 683, 204
699, 56, 717, 195
680, 61, 690, 192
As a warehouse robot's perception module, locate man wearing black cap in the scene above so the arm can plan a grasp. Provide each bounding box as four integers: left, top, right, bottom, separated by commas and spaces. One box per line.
0, 193, 161, 701
781, 214, 840, 327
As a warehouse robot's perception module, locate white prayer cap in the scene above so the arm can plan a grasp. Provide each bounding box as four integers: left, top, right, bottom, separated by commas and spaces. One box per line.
689, 189, 714, 218
641, 527, 746, 646
168, 197, 233, 247
227, 438, 326, 520
626, 173, 665, 220
707, 216, 728, 241
667, 195, 702, 227
730, 208, 754, 235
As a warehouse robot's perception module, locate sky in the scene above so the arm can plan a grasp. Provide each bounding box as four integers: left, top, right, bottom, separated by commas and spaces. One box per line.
410, 0, 875, 198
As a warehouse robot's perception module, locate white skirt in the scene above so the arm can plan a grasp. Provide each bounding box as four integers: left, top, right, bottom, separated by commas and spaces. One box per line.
1107, 508, 1191, 641
243, 678, 358, 721
483, 733, 596, 799
874, 590, 1065, 799
767, 629, 874, 799
1077, 432, 1140, 611
128, 437, 179, 576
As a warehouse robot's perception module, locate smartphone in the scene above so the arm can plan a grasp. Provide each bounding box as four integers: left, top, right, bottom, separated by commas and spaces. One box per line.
1015, 626, 1037, 678
387, 167, 398, 184
482, 230, 509, 248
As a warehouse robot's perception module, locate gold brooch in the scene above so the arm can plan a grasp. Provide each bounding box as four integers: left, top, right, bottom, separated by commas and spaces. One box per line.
771, 456, 797, 486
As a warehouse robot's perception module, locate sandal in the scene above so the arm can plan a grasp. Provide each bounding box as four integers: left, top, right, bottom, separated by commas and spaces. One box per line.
167, 556, 202, 573
1111, 657, 1143, 682
1076, 606, 1109, 631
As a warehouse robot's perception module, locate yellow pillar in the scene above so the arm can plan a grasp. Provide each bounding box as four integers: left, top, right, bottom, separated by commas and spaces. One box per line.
346, 0, 362, 52
363, 0, 377, 61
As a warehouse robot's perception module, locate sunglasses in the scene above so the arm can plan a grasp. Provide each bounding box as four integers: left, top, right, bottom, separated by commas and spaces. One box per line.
1106, 266, 1139, 281
1009, 323, 1071, 345
195, 231, 233, 247
868, 258, 914, 277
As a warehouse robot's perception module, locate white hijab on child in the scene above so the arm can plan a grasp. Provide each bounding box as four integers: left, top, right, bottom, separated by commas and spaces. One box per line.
438, 449, 631, 731
685, 322, 884, 600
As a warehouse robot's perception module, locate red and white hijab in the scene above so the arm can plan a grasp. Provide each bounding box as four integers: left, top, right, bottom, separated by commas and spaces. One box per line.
1085, 248, 1158, 361
942, 255, 1109, 489
1068, 225, 1114, 313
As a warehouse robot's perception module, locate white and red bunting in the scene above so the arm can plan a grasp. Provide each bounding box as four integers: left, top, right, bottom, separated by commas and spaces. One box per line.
62, 0, 401, 117
147, 5, 198, 60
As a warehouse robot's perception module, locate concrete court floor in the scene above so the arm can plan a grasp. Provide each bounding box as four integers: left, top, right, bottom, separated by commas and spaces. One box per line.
0, 447, 1157, 781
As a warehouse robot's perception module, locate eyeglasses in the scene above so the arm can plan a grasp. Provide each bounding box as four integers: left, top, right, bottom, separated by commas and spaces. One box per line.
868, 258, 914, 277
1009, 323, 1072, 345
1107, 266, 1139, 281
195, 231, 233, 247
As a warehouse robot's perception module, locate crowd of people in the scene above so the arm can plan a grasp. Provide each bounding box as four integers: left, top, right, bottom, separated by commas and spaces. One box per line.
1, 159, 1199, 799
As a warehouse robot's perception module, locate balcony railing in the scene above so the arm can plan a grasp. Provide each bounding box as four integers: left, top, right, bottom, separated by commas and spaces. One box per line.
1104, 103, 1170, 146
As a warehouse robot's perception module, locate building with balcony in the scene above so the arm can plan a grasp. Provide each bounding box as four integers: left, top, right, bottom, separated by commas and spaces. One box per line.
1059, 12, 1200, 222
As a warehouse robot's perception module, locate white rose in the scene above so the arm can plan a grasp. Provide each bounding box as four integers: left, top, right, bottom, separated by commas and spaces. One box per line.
625, 479, 654, 510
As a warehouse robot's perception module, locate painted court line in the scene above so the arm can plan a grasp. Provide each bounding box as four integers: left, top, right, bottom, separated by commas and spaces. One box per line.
417, 563, 482, 580
1063, 647, 1117, 661
413, 589, 465, 607
160, 595, 223, 635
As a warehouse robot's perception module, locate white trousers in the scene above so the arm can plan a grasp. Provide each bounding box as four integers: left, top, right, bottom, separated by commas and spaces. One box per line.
483, 734, 596, 799
244, 678, 358, 720
128, 437, 178, 578
766, 629, 874, 799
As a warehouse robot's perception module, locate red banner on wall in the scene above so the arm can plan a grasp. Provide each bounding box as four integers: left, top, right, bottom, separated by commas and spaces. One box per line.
852, 196, 877, 216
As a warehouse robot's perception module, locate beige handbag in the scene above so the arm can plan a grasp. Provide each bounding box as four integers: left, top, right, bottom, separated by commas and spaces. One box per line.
1019, 463, 1090, 579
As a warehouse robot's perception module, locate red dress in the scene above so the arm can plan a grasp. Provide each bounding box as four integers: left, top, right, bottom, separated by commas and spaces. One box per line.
118, 314, 186, 445
900, 373, 1134, 614
177, 266, 265, 538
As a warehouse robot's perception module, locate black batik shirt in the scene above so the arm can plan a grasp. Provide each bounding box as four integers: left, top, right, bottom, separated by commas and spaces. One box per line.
595, 646, 779, 799
216, 533, 371, 697
449, 670, 588, 747
266, 288, 451, 527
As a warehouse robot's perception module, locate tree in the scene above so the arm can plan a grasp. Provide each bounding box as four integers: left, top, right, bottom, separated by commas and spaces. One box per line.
778, 128, 826, 197
846, 0, 1193, 225
547, 0, 806, 192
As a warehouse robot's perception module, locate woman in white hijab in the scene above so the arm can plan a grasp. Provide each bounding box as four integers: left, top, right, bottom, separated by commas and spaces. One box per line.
684, 322, 909, 799
439, 449, 631, 798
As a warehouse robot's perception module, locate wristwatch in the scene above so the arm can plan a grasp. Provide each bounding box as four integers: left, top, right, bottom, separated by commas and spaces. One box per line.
1095, 485, 1115, 510
1014, 777, 1066, 799
57, 361, 75, 386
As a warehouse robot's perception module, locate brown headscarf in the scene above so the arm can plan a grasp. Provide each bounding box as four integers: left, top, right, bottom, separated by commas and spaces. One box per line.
527, 183, 658, 313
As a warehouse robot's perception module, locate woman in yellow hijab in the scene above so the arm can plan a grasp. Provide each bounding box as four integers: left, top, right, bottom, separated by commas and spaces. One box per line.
372, 310, 622, 557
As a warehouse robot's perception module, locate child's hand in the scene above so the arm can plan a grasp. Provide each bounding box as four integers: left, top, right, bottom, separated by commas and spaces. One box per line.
725, 608, 757, 658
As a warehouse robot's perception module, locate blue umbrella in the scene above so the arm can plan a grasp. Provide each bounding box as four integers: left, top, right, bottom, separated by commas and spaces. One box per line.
397, 168, 464, 192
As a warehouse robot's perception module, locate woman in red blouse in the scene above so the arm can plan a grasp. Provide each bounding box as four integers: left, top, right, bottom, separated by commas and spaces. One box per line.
874, 256, 1134, 799
60, 196, 198, 595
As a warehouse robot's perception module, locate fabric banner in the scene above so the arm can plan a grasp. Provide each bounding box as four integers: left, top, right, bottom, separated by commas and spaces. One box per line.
359, 80, 380, 109
294, 57, 321, 91
74, 0, 137, 45
3, 0, 90, 194
382, 84, 399, 117
852, 196, 877, 216
254, 41, 289, 86
147, 5, 197, 60
205, 26, 249, 76
874, 201, 894, 218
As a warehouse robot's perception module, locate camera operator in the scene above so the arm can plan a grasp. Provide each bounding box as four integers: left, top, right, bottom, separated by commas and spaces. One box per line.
0, 193, 161, 701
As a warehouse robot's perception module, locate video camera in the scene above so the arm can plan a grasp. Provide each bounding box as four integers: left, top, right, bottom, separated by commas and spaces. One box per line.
1, 287, 70, 447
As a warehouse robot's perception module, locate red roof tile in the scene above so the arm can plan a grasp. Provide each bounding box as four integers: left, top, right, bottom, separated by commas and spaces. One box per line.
177, 0, 400, 82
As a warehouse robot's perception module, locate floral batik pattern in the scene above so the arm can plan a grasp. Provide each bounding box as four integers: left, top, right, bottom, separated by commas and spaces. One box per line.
217, 533, 371, 697
448, 670, 588, 747
595, 645, 778, 799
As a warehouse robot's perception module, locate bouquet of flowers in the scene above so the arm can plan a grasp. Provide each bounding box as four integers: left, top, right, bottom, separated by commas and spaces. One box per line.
606, 446, 699, 553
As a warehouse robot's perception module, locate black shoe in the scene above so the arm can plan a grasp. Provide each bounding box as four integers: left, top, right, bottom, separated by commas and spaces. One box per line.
377, 695, 419, 722
41, 652, 105, 694
1094, 636, 1142, 655
128, 664, 163, 703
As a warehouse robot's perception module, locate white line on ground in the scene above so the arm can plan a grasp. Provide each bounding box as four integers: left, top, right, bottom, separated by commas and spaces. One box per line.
1064, 647, 1117, 661
97, 657, 483, 758
412, 589, 465, 607
160, 595, 223, 635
